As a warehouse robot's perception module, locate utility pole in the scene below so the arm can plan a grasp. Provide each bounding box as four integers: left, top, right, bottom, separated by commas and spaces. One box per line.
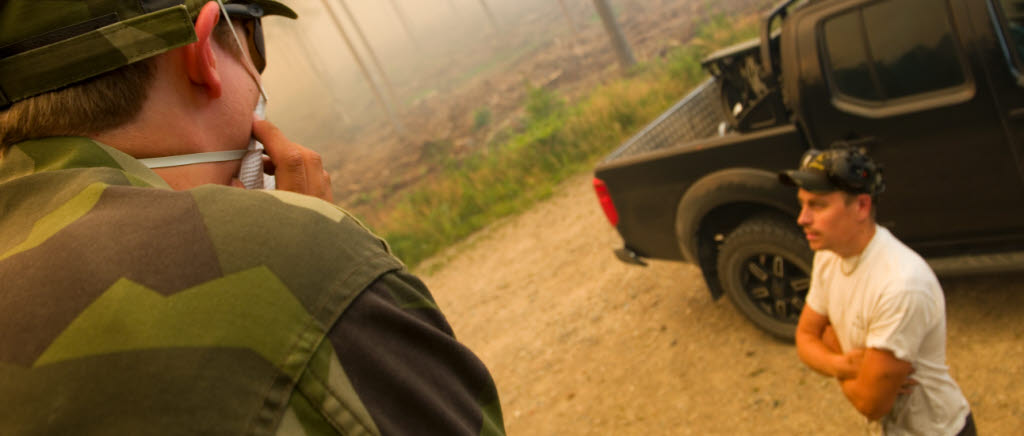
318, 0, 404, 134
558, 0, 578, 37
286, 29, 352, 125
336, 0, 401, 110
592, 0, 636, 68
477, 0, 500, 32
387, 0, 420, 49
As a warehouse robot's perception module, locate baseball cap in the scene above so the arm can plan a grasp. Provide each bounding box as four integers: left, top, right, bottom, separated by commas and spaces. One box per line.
0, 0, 296, 109
779, 146, 885, 195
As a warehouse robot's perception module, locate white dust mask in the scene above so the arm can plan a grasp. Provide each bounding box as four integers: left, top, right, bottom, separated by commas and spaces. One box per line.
236, 94, 275, 190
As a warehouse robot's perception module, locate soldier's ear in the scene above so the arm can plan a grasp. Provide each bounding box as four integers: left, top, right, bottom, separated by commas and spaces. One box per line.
184, 2, 222, 99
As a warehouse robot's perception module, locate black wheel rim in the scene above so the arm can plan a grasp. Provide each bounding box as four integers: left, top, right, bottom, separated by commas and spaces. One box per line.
737, 252, 810, 324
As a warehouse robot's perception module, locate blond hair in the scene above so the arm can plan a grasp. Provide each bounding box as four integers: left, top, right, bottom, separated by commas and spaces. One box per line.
0, 23, 242, 150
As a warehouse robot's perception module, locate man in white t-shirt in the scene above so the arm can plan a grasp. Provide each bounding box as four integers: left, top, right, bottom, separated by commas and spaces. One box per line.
780, 147, 975, 435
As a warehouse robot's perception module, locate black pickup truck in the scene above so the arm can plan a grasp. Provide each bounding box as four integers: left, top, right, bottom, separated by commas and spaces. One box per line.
593, 0, 1024, 339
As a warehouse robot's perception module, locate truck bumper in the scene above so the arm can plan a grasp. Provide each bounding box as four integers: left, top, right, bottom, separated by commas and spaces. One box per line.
614, 247, 648, 266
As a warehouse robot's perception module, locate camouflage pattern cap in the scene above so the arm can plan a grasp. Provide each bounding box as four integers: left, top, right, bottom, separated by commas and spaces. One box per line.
0, 0, 296, 109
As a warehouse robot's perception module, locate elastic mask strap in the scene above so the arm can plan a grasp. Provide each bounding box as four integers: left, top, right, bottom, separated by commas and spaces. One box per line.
215, 0, 268, 101
138, 150, 248, 168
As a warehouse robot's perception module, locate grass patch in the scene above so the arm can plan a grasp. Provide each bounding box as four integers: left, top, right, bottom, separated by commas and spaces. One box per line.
472, 107, 492, 131
374, 15, 762, 268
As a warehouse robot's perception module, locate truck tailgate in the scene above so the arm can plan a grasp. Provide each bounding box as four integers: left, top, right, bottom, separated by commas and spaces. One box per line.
596, 124, 804, 261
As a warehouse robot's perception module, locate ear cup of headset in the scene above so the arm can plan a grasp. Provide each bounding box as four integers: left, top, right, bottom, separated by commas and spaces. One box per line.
827, 146, 884, 195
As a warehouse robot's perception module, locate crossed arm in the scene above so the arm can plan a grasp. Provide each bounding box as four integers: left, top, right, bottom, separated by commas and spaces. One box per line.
796, 306, 914, 420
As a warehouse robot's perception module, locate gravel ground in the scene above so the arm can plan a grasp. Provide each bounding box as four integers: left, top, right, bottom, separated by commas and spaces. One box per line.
419, 173, 1024, 435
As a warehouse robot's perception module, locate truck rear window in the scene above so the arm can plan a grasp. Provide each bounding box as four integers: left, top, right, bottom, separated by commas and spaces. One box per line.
821, 0, 967, 104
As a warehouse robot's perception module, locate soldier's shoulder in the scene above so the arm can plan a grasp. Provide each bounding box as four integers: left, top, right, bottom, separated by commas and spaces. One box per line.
188, 185, 398, 262
190, 185, 357, 225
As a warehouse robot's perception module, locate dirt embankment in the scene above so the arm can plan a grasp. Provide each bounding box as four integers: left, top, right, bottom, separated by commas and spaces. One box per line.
420, 173, 1024, 435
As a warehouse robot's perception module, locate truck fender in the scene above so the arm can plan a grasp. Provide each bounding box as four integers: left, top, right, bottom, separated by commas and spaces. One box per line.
674, 168, 800, 264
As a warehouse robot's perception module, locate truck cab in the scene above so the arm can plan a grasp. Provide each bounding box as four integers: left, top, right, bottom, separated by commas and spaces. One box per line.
783, 0, 1024, 256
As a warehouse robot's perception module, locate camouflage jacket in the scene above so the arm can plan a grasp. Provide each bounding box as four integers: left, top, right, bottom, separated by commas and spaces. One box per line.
0, 137, 505, 436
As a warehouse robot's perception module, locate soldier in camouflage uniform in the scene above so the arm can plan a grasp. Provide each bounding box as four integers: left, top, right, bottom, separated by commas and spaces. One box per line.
0, 1, 505, 435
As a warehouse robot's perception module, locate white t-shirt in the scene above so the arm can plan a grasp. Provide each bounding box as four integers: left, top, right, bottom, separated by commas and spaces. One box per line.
806, 225, 969, 436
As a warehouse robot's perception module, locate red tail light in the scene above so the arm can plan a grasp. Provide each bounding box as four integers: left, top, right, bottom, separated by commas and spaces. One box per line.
593, 177, 619, 227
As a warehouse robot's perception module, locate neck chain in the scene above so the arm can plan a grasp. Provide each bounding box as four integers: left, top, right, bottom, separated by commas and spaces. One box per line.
840, 254, 861, 276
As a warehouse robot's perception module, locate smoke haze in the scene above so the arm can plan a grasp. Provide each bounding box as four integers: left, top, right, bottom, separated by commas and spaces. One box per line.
256, 0, 772, 205
262, 0, 568, 148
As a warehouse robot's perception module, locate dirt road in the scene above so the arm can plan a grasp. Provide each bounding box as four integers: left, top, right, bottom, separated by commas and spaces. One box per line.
419, 173, 1024, 435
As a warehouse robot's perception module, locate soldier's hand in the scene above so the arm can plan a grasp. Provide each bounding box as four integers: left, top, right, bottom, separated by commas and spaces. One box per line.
253, 118, 334, 202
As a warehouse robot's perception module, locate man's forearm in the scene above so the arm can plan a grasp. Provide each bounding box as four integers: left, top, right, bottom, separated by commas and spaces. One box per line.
837, 348, 913, 421
840, 377, 892, 421
796, 307, 859, 379
796, 331, 844, 378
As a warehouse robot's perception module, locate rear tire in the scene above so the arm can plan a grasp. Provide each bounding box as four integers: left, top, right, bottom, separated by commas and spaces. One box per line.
716, 215, 812, 340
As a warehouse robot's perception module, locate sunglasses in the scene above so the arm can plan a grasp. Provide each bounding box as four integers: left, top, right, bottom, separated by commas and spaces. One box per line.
223, 3, 266, 73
